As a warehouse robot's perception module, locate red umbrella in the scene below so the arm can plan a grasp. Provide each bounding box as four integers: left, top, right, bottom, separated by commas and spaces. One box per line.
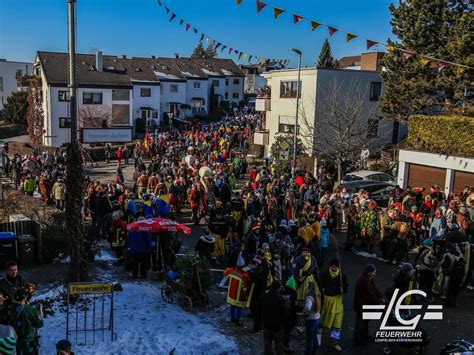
127, 218, 192, 235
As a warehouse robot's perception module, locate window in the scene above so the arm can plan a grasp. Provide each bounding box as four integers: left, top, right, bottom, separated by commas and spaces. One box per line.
367, 118, 379, 138
233, 78, 240, 85
170, 84, 178, 93
140, 88, 151, 97
232, 93, 239, 99
113, 89, 130, 101
225, 79, 229, 86
59, 117, 71, 128
0, 77, 3, 92
224, 93, 229, 100
152, 110, 158, 118
212, 80, 220, 87
193, 82, 201, 89
58, 91, 70, 102
15, 69, 22, 79
278, 115, 296, 134
83, 92, 102, 104
280, 81, 300, 98
370, 82, 382, 101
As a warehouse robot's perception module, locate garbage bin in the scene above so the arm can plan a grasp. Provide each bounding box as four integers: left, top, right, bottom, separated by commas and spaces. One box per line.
0, 232, 18, 268
17, 235, 35, 267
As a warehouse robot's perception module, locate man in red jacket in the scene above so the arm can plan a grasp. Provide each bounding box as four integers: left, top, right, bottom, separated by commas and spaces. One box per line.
223, 254, 249, 326
353, 264, 384, 345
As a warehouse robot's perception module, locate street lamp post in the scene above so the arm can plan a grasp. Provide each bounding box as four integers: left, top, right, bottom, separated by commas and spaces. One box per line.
289, 48, 302, 178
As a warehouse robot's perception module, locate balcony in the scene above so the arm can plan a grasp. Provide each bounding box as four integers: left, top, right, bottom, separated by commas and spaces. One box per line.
254, 130, 269, 145
255, 98, 271, 111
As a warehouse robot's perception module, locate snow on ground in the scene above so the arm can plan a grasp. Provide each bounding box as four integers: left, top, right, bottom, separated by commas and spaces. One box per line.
35, 282, 237, 355
356, 251, 388, 262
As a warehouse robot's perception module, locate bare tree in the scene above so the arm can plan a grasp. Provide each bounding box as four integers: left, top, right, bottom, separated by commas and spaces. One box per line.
78, 105, 112, 128
299, 80, 390, 182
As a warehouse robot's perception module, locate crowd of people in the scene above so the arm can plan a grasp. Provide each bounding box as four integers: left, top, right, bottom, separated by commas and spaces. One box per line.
1, 109, 473, 354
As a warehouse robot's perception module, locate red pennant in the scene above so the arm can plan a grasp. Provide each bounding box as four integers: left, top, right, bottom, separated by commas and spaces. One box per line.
256, 0, 266, 13
438, 63, 448, 71
185, 23, 190, 31
366, 40, 378, 50
293, 14, 303, 24
228, 47, 233, 54
328, 26, 337, 37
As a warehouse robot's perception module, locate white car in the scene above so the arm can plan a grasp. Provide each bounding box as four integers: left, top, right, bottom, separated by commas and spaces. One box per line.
341, 170, 396, 185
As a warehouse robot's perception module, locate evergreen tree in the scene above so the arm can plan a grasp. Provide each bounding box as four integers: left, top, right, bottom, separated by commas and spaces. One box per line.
0, 91, 28, 124
380, 0, 473, 120
191, 42, 207, 58
204, 42, 217, 58
316, 39, 338, 69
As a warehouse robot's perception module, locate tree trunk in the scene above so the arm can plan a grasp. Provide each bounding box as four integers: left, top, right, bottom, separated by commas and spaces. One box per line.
66, 142, 88, 282
337, 158, 342, 185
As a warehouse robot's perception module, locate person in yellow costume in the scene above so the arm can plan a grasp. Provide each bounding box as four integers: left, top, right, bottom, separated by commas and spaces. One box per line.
292, 247, 318, 302
298, 219, 316, 246
319, 259, 348, 352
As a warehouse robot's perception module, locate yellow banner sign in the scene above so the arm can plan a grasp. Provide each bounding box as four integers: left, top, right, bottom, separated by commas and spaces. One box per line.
69, 283, 113, 295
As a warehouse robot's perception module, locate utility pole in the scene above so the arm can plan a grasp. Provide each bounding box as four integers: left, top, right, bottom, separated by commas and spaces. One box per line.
289, 48, 302, 179
66, 0, 88, 282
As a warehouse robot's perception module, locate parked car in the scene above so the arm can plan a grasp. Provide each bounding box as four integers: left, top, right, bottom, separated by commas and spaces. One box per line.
341, 181, 396, 208
341, 170, 396, 185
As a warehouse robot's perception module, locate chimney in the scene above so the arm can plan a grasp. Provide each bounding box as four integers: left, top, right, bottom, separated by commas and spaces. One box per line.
122, 55, 127, 59
95, 51, 103, 72
151, 55, 156, 59
174, 53, 180, 59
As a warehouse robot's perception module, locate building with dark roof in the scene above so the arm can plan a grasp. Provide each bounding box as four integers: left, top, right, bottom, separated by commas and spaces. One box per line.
34, 51, 244, 146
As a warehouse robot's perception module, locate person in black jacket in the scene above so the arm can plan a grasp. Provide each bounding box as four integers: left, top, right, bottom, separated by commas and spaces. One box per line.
280, 278, 297, 353
0, 261, 30, 303
261, 281, 286, 355
195, 229, 215, 264
248, 257, 270, 332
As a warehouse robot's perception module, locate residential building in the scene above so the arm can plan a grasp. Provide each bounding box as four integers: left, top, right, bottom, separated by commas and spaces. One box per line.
338, 52, 385, 71
240, 65, 267, 95
259, 67, 404, 157
34, 51, 244, 146
0, 59, 33, 109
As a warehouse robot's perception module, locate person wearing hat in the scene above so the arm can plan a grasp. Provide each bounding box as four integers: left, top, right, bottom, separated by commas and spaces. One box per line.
415, 239, 438, 302
391, 262, 416, 308
319, 259, 348, 352
223, 253, 249, 326
248, 256, 271, 333
279, 278, 297, 353
292, 247, 318, 303
353, 264, 384, 345
56, 339, 73, 355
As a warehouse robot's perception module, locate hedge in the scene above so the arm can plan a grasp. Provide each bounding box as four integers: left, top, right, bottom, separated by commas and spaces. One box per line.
407, 115, 474, 158
0, 123, 27, 139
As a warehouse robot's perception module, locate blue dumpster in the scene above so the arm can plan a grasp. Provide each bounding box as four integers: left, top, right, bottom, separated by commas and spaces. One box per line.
0, 232, 18, 268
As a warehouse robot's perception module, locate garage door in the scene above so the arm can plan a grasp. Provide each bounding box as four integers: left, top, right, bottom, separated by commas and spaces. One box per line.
453, 171, 474, 194
407, 164, 446, 194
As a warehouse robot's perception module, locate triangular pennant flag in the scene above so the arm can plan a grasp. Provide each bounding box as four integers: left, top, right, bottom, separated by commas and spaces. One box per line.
236, 0, 242, 6
311, 21, 321, 31
256, 0, 267, 14
386, 44, 396, 52
199, 33, 205, 41
402, 51, 413, 60
206, 36, 210, 42
239, 52, 243, 60
228, 47, 233, 54
366, 40, 378, 50
293, 14, 303, 24
456, 66, 466, 75
164, 6, 169, 14
249, 55, 253, 63
243, 53, 248, 60
420, 58, 430, 67
185, 24, 191, 31
215, 43, 222, 50
157, 0, 162, 7
169, 13, 176, 22
328, 26, 338, 37
179, 19, 184, 26
274, 7, 285, 19
221, 45, 227, 53
193, 28, 198, 34
346, 33, 357, 43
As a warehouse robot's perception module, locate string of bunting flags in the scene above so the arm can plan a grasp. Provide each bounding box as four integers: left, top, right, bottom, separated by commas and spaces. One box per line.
156, 0, 290, 67
236, 0, 472, 73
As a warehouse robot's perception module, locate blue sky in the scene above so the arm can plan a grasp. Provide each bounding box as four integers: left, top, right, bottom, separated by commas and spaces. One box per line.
0, 0, 394, 67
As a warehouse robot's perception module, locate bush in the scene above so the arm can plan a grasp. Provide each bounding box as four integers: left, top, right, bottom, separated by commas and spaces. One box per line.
407, 115, 474, 158
0, 123, 27, 139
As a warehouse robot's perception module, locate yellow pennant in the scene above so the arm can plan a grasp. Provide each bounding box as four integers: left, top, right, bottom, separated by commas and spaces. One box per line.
346, 33, 357, 43
274, 7, 285, 19
386, 44, 396, 52
311, 21, 321, 31
456, 66, 466, 75
420, 58, 430, 67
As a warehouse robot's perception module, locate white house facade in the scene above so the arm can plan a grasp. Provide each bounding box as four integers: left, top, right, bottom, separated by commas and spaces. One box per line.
260, 67, 405, 157
34, 52, 244, 146
0, 59, 33, 109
